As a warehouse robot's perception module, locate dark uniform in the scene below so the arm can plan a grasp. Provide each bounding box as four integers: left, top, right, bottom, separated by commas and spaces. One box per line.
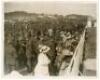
26, 38, 39, 72
5, 43, 17, 73
17, 42, 27, 69
42, 38, 57, 75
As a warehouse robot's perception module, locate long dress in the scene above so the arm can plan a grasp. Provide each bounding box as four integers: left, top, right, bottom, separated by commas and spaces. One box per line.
34, 52, 50, 76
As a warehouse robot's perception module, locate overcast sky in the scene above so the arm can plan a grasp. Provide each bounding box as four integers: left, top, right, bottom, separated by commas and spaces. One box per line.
4, 1, 97, 18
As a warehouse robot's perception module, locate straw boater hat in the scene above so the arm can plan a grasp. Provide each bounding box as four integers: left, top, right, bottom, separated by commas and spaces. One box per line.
38, 43, 50, 54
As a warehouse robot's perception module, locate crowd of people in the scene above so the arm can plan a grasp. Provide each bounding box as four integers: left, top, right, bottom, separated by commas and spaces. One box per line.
4, 16, 85, 76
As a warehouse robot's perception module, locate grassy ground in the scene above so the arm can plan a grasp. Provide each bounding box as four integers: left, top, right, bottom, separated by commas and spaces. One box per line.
85, 27, 96, 59
83, 27, 96, 76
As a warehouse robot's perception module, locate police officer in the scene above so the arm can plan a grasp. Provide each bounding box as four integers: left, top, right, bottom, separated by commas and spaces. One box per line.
5, 38, 17, 73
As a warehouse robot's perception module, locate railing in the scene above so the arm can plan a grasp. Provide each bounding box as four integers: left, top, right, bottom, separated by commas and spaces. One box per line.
66, 29, 86, 76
